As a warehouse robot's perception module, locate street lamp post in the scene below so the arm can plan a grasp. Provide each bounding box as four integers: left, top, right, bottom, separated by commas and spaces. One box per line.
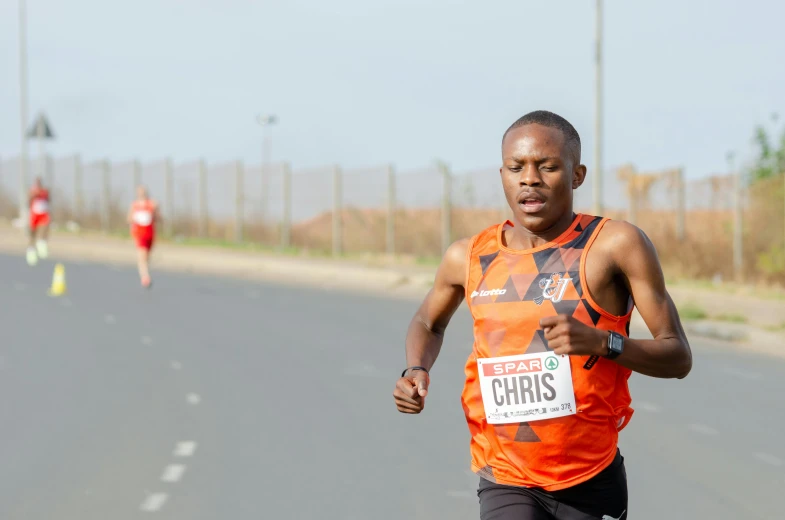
255, 114, 278, 221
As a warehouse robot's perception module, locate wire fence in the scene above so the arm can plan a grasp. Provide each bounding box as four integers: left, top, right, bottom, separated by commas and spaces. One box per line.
1, 154, 783, 282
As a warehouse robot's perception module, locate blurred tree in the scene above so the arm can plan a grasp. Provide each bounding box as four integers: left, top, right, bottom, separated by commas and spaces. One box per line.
750, 113, 785, 181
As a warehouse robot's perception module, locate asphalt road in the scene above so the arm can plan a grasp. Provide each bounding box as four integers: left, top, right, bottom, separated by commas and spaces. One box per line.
1, 252, 783, 519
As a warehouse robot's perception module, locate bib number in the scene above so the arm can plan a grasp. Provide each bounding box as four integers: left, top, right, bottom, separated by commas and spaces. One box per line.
31, 200, 49, 215
133, 210, 153, 226
478, 352, 576, 424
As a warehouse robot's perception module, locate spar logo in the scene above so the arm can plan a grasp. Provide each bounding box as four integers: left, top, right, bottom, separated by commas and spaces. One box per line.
483, 358, 544, 376
544, 356, 559, 370
470, 288, 506, 299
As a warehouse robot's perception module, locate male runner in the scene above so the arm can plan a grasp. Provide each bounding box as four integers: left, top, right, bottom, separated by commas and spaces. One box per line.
27, 177, 51, 266
127, 185, 159, 288
392, 110, 692, 520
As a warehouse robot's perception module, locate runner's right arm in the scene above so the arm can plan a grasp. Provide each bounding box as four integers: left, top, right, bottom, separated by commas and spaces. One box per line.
393, 238, 469, 414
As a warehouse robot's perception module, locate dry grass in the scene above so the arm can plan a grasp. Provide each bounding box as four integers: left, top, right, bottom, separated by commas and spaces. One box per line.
3, 179, 783, 285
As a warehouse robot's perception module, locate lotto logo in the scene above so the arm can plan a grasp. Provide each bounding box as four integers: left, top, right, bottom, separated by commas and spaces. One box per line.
470, 288, 506, 299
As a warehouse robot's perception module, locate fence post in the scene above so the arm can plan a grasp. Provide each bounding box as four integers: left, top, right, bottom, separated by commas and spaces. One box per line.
235, 160, 244, 243
628, 172, 638, 226
74, 154, 83, 223
386, 163, 396, 257
132, 159, 142, 193
439, 161, 452, 254
261, 162, 269, 223
332, 165, 343, 257
101, 159, 111, 232
164, 158, 174, 236
500, 186, 510, 222
198, 159, 208, 238
281, 162, 292, 250
729, 153, 743, 281
45, 154, 54, 191
675, 168, 686, 241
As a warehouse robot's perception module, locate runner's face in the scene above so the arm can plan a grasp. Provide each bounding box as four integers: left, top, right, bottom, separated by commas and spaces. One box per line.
500, 124, 586, 232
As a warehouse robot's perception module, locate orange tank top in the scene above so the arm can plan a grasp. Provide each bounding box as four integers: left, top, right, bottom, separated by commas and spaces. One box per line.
461, 213, 634, 491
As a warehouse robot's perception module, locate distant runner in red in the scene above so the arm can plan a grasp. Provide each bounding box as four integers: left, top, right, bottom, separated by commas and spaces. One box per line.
27, 177, 51, 266
127, 185, 160, 288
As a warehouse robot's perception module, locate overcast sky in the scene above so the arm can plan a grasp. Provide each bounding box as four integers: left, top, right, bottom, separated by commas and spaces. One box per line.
1, 0, 783, 178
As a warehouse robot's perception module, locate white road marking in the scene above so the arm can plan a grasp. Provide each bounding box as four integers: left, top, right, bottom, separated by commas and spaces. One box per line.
721, 367, 763, 380
160, 464, 187, 483
446, 471, 480, 500
104, 314, 116, 324
753, 452, 783, 467
638, 401, 661, 412
344, 362, 382, 378
186, 393, 201, 405
139, 493, 168, 512
171, 361, 182, 371
142, 336, 153, 345
173, 441, 198, 457
688, 423, 719, 436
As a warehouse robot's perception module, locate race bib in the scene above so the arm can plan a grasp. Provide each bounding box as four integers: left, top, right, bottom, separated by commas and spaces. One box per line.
133, 210, 153, 226
31, 200, 49, 215
478, 352, 576, 424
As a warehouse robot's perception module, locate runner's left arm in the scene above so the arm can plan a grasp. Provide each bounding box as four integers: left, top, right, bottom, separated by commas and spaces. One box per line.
541, 222, 692, 379
604, 223, 692, 379
606, 223, 692, 379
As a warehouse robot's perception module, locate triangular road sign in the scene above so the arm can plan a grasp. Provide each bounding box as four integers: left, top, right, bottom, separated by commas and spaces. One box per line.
26, 113, 55, 139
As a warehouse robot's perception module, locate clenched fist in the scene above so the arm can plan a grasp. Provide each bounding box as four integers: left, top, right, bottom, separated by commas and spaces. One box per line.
539, 314, 609, 357
393, 369, 430, 414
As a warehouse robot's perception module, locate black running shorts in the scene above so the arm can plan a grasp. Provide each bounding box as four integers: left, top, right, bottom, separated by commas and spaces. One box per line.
477, 449, 628, 520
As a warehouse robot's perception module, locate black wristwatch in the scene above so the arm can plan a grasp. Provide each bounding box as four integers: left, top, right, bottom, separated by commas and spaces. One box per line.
604, 331, 624, 360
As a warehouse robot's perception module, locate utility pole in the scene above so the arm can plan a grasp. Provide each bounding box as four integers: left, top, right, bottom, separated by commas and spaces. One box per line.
592, 0, 604, 215
18, 0, 29, 222
773, 113, 784, 262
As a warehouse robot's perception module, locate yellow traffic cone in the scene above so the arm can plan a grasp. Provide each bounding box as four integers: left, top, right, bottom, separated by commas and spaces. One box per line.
48, 263, 67, 297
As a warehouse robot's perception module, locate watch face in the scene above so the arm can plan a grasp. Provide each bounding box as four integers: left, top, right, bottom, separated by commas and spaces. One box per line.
610, 333, 623, 353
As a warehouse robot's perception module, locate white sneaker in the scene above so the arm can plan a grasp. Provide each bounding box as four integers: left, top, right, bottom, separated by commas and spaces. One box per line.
36, 240, 49, 259
26, 247, 38, 266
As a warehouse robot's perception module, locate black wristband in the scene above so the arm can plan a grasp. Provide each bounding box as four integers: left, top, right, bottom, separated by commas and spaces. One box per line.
402, 366, 429, 378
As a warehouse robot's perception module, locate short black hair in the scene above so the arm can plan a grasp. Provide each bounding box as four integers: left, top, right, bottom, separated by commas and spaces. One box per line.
502, 110, 581, 163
